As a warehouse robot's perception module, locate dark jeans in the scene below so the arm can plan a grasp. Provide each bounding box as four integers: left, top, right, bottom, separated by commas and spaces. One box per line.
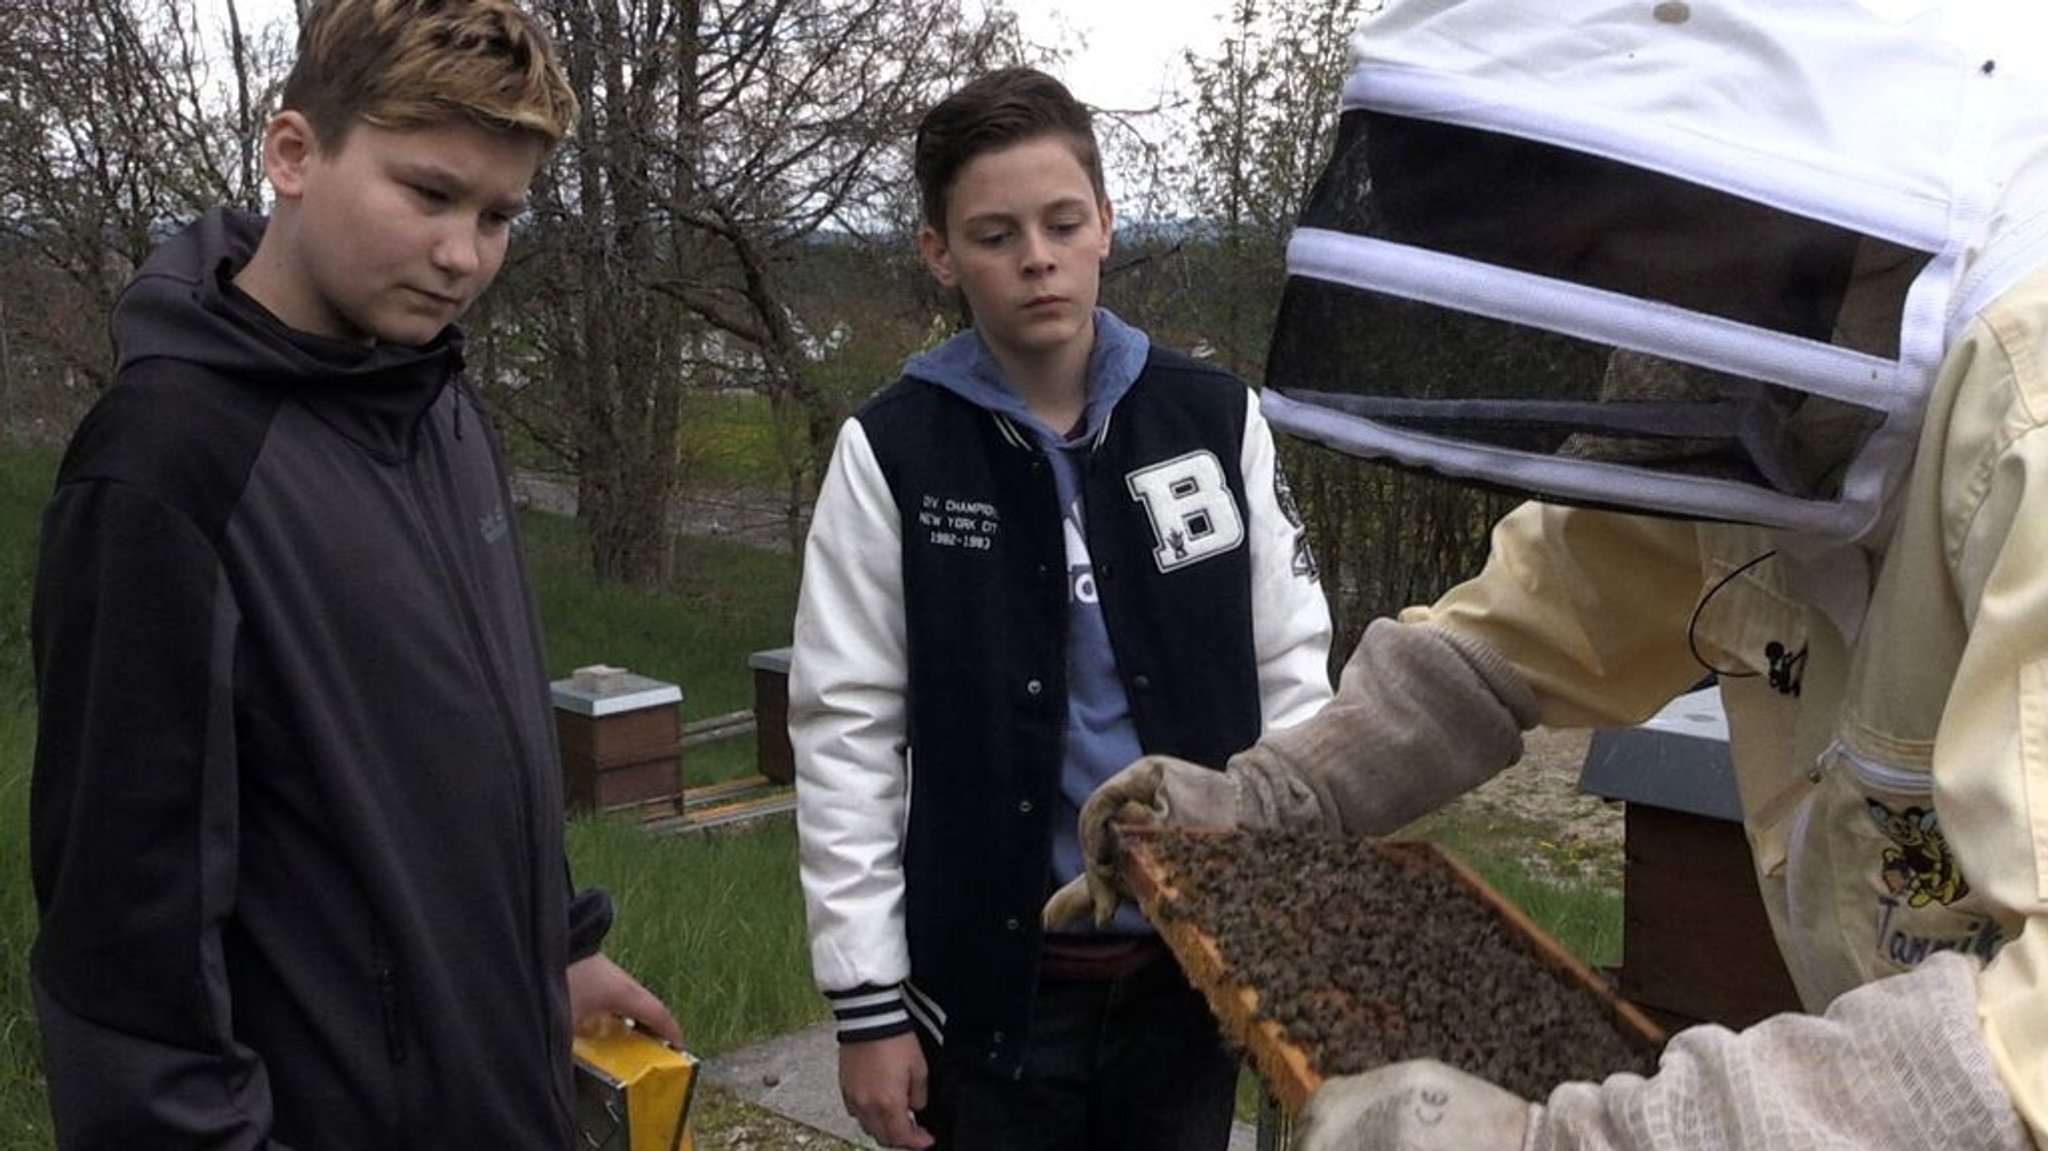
915, 955, 1239, 1151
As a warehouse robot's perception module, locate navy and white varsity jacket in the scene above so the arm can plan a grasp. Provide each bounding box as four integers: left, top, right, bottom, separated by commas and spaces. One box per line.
790, 321, 1331, 1077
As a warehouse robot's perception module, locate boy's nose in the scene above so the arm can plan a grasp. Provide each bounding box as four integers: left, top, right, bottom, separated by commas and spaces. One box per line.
1020, 228, 1055, 274
432, 222, 483, 279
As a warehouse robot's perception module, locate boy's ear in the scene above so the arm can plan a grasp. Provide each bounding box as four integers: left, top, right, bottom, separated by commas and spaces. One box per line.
261, 110, 321, 201
917, 224, 957, 289
1097, 197, 1114, 262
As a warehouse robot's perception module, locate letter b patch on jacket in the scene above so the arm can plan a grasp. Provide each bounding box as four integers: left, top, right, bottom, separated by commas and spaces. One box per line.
1126, 451, 1244, 573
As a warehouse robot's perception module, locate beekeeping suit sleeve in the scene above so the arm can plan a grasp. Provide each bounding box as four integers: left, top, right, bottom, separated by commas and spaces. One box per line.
1044, 618, 1537, 929
1292, 952, 2029, 1151
1227, 618, 1539, 833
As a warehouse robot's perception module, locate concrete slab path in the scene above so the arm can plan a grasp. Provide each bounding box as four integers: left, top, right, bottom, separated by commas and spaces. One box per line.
705, 1022, 1261, 1149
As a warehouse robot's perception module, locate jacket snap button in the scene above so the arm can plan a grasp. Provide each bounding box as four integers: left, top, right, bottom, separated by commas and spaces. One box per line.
1017, 799, 1033, 815
1025, 678, 1043, 696
1005, 917, 1021, 931
1132, 674, 1151, 691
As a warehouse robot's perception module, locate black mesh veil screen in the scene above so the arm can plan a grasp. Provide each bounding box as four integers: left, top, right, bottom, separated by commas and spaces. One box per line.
1272, 278, 1880, 500
1267, 109, 1933, 507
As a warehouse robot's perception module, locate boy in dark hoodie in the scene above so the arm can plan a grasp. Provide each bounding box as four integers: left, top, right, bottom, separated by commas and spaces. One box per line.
787, 67, 1334, 1149
28, 2, 677, 1147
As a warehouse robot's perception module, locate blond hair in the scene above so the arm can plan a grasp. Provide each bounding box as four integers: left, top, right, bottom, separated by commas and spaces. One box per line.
283, 0, 579, 152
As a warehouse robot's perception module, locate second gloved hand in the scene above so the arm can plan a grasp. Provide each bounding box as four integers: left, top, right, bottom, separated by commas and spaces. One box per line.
1039, 753, 1249, 929
1294, 1060, 1534, 1151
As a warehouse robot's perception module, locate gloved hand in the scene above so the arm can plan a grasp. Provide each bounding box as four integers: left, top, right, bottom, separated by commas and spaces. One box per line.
1043, 620, 1539, 930
1293, 955, 2027, 1151
1529, 952, 2031, 1151
1041, 753, 1251, 929
1293, 1060, 1534, 1151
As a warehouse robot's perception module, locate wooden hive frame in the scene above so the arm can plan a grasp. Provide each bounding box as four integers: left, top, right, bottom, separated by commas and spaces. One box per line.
1118, 827, 1667, 1114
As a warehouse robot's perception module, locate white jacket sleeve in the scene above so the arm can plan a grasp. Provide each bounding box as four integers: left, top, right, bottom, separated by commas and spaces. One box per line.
1533, 953, 2029, 1151
790, 419, 914, 1032
1238, 389, 1334, 730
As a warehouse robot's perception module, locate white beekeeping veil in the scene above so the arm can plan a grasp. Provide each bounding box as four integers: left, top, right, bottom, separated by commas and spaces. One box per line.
1262, 0, 2048, 538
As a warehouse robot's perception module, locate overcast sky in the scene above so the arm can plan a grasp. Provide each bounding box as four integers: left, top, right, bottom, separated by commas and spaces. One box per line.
192, 0, 1245, 114
1021, 0, 1241, 112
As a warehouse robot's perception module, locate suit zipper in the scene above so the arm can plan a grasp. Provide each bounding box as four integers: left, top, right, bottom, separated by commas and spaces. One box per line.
1826, 738, 1933, 795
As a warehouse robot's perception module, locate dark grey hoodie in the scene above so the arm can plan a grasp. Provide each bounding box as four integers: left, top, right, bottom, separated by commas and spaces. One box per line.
30, 207, 606, 1149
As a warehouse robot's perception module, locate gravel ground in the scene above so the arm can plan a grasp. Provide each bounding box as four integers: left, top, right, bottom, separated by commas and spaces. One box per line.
1424, 726, 1621, 883
691, 1084, 860, 1150
1457, 727, 1614, 841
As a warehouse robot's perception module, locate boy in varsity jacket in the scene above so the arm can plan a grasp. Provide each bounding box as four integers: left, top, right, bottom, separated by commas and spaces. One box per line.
788, 67, 1332, 1150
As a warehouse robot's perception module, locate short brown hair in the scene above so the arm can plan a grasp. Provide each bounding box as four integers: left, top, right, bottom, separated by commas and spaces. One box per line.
914, 67, 1105, 231
283, 0, 579, 152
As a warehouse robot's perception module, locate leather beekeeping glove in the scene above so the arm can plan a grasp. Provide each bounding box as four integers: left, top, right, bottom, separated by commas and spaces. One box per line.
1293, 1060, 1534, 1151
1040, 751, 1266, 929
1043, 619, 1539, 930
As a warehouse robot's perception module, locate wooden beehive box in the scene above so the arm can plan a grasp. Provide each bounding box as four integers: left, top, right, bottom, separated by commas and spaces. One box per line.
552, 667, 685, 812
1577, 690, 1804, 1030
1119, 827, 1665, 1113
747, 647, 795, 786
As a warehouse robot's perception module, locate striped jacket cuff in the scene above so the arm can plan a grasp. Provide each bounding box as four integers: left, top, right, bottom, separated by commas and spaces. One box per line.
826, 983, 915, 1044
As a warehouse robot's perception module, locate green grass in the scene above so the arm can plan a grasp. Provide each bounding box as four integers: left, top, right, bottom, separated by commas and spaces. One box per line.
566, 813, 824, 1056
521, 506, 797, 713
680, 391, 792, 491
1400, 807, 1624, 971
0, 715, 47, 1151
524, 493, 822, 1055
0, 449, 53, 1151
519, 506, 799, 786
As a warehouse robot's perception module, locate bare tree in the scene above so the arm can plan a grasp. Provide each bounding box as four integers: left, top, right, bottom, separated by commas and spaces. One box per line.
492, 0, 1022, 585
1171, 0, 1362, 375
1172, 0, 1508, 645
0, 0, 285, 410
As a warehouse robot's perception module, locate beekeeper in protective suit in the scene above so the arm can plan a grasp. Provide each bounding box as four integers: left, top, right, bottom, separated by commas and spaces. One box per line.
1044, 1, 2048, 1148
